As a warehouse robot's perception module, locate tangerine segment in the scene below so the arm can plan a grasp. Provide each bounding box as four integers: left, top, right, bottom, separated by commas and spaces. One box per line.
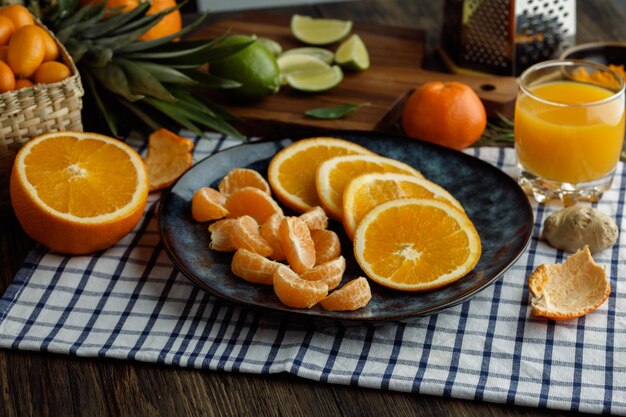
208, 219, 236, 252
320, 277, 372, 311
231, 215, 273, 257
310, 229, 341, 265
225, 186, 283, 224
315, 154, 423, 220
219, 167, 271, 196
268, 137, 374, 213
343, 173, 464, 238
528, 246, 610, 320
260, 213, 286, 261
354, 198, 481, 291
144, 128, 194, 192
300, 256, 346, 291
279, 217, 316, 274
10, 132, 148, 254
192, 187, 228, 222
299, 206, 328, 231
231, 248, 281, 285
273, 265, 328, 308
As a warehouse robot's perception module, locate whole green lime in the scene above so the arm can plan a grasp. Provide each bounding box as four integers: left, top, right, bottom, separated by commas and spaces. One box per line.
210, 35, 281, 101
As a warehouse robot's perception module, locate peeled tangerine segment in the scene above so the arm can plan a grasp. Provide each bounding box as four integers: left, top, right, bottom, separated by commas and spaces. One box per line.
528, 246, 611, 320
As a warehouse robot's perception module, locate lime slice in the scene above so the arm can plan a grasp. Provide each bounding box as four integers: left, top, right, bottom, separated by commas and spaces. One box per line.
335, 34, 370, 71
291, 15, 352, 46
256, 37, 283, 57
286, 65, 343, 92
277, 54, 331, 85
280, 47, 335, 64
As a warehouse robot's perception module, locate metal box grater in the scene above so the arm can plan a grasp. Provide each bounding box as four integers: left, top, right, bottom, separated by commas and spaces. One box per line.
440, 0, 576, 76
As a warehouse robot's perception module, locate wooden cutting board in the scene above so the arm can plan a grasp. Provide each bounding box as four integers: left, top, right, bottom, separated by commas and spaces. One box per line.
191, 12, 518, 136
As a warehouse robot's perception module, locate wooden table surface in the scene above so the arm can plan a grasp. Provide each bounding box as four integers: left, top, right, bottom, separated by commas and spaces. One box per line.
2, 1, 625, 416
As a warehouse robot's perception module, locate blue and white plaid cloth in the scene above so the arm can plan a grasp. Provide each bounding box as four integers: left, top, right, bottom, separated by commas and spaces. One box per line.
1, 134, 625, 415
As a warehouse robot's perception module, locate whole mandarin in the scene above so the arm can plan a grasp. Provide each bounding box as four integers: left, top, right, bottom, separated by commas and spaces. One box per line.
7, 25, 45, 78
33, 61, 71, 84
0, 15, 15, 46
0, 4, 34, 30
0, 60, 15, 93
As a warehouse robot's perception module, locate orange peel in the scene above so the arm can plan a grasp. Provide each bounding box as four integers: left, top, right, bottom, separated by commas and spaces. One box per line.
144, 128, 194, 192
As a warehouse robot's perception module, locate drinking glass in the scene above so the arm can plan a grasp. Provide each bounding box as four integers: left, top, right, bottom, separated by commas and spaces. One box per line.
515, 59, 625, 204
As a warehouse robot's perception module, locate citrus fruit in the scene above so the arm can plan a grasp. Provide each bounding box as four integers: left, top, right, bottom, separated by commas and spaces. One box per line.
208, 219, 236, 252
14, 78, 32, 90
260, 213, 286, 261
320, 277, 371, 311
310, 229, 341, 265
290, 15, 352, 45
268, 137, 374, 213
10, 131, 149, 255
342, 173, 464, 238
256, 37, 282, 57
209, 35, 280, 101
528, 246, 611, 320
7, 25, 45, 78
299, 206, 328, 231
277, 53, 330, 85
33, 61, 71, 84
273, 265, 328, 308
138, 0, 182, 41
353, 198, 481, 291
0, 60, 15, 93
280, 47, 334, 64
402, 81, 487, 150
32, 26, 59, 62
143, 128, 194, 192
315, 154, 423, 220
0, 4, 34, 30
300, 255, 346, 291
286, 64, 343, 92
0, 15, 15, 46
279, 216, 316, 274
191, 187, 228, 222
230, 215, 273, 257
225, 186, 283, 224
218, 167, 271, 196
0, 45, 7, 61
335, 34, 369, 71
231, 248, 281, 285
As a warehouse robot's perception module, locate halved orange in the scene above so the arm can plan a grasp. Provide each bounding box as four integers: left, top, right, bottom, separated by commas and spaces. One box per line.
268, 137, 374, 213
353, 198, 481, 291
528, 246, 611, 320
10, 131, 148, 255
315, 154, 423, 220
343, 173, 463, 238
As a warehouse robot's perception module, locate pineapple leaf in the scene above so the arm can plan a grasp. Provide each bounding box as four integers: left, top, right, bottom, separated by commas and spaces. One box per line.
143, 97, 206, 137
172, 94, 243, 138
182, 70, 241, 89
90, 64, 144, 102
95, 19, 164, 50
81, 2, 151, 39
64, 38, 90, 62
195, 95, 241, 122
114, 13, 210, 54
84, 72, 119, 138
125, 41, 254, 67
118, 99, 163, 132
57, 2, 105, 31
83, 47, 114, 67
110, 2, 182, 35
116, 58, 175, 102
133, 62, 197, 85
168, 86, 216, 116
71, 7, 110, 33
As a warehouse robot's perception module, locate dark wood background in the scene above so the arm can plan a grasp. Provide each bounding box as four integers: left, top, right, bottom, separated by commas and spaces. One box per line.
2, 1, 626, 416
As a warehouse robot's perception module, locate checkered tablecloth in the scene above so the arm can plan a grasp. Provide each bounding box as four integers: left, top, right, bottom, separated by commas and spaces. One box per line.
1, 134, 625, 415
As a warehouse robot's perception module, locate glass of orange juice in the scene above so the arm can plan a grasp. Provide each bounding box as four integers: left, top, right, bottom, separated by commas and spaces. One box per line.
515, 59, 625, 204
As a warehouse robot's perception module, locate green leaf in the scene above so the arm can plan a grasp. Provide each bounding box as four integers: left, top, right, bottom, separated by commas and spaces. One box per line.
81, 2, 151, 39
57, 2, 104, 31
90, 64, 144, 102
83, 47, 114, 67
304, 102, 370, 119
64, 38, 90, 63
134, 62, 197, 85
97, 19, 164, 50
114, 13, 211, 54
195, 95, 241, 122
183, 70, 241, 89
110, 2, 182, 36
118, 99, 163, 132
143, 97, 205, 137
83, 72, 119, 138
116, 58, 175, 102
123, 40, 253, 67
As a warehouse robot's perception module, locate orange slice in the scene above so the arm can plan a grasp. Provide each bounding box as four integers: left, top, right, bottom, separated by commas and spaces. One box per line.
300, 255, 346, 291
144, 128, 194, 192
191, 187, 228, 222
343, 173, 463, 238
225, 186, 283, 224
354, 198, 481, 291
268, 137, 374, 213
310, 229, 341, 265
320, 277, 372, 311
528, 246, 611, 320
218, 167, 271, 196
260, 213, 286, 261
10, 131, 148, 255
208, 219, 236, 252
299, 206, 328, 231
315, 154, 423, 220
231, 215, 273, 257
273, 265, 328, 308
278, 216, 316, 274
231, 248, 281, 285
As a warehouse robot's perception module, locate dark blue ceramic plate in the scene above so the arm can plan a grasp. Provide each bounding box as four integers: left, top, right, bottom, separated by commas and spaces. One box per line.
159, 131, 533, 322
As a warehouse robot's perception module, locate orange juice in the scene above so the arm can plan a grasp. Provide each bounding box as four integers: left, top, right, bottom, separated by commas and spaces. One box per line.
515, 81, 625, 184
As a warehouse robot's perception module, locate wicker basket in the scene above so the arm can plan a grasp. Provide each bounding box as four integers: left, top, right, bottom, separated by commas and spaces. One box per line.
0, 22, 84, 210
